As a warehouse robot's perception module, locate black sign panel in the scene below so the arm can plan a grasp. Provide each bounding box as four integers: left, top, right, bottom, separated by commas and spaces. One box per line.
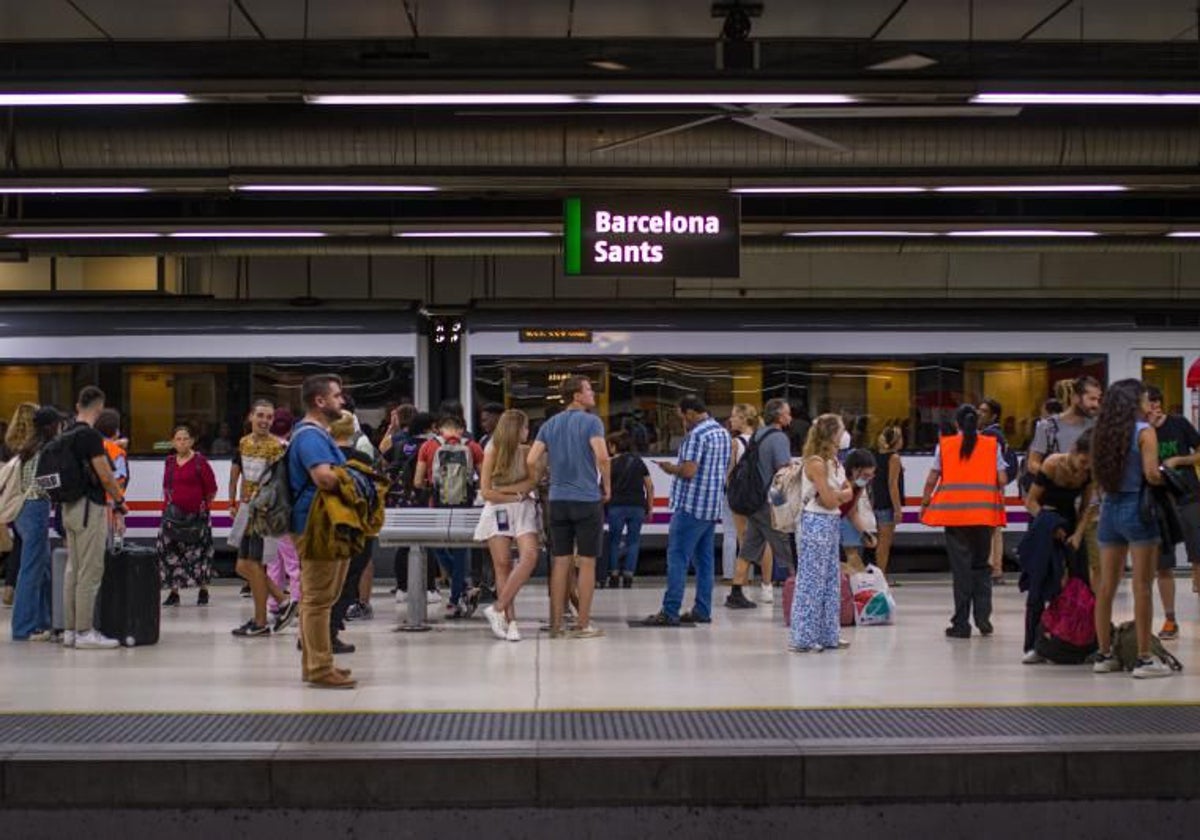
564, 193, 740, 278
519, 329, 594, 343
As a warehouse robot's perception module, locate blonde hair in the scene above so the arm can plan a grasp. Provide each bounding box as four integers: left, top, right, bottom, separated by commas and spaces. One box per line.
730, 403, 762, 431
5, 402, 37, 453
329, 410, 356, 442
489, 409, 528, 482
876, 425, 903, 453
803, 413, 843, 460
1053, 378, 1074, 408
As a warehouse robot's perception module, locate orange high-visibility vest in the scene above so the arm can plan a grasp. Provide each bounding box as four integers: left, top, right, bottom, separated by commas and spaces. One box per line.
921, 434, 1006, 527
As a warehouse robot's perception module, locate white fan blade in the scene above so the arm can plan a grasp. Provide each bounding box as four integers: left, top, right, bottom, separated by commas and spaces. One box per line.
731, 115, 849, 152
591, 114, 727, 153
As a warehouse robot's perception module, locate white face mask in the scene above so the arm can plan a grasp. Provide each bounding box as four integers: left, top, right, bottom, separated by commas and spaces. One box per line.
854, 477, 870, 488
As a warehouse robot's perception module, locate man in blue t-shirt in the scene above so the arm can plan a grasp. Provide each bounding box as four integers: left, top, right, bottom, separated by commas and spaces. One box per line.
288, 373, 350, 690
527, 375, 610, 639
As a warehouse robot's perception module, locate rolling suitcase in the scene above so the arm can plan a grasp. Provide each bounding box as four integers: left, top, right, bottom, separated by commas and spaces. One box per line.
52, 546, 68, 632
97, 540, 160, 646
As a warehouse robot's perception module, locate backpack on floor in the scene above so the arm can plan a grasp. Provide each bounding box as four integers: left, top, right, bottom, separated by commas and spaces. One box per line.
1034, 623, 1096, 665
1040, 577, 1096, 649
1111, 621, 1183, 672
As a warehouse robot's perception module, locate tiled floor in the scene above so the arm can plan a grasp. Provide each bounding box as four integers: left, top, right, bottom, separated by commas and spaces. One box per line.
1, 576, 1197, 713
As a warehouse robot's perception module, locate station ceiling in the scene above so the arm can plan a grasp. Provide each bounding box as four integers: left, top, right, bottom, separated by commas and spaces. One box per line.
5, 0, 1200, 255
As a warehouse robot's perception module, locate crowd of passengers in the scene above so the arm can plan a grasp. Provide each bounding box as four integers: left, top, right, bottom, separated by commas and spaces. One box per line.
1, 372, 1197, 686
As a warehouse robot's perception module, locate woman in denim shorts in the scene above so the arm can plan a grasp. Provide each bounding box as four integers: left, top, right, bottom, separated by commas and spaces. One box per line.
1090, 379, 1171, 679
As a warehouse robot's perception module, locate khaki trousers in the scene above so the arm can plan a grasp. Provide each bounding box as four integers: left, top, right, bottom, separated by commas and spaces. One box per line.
62, 498, 107, 633
299, 552, 350, 682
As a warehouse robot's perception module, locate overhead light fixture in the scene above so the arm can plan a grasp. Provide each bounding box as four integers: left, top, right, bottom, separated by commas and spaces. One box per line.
0, 93, 191, 106
868, 53, 938, 71
590, 93, 855, 105
733, 186, 925, 195
973, 92, 1200, 106
168, 231, 327, 238
786, 230, 937, 237
588, 59, 629, 71
6, 232, 162, 239
1165, 231, 1200, 238
307, 94, 580, 106
395, 231, 557, 238
934, 185, 1128, 193
946, 229, 1099, 237
0, 186, 151, 195
234, 184, 438, 193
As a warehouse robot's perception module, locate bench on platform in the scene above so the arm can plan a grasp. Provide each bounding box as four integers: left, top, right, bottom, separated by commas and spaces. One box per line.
377, 507, 482, 632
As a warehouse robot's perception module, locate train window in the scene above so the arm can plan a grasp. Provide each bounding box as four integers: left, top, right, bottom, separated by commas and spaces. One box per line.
1142, 358, 1184, 415
123, 365, 231, 455
0, 365, 73, 432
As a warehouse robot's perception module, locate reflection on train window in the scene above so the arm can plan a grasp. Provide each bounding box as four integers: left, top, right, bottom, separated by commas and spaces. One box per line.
251, 359, 415, 438
0, 365, 73, 431
474, 355, 1108, 454
1141, 357, 1184, 415
124, 365, 230, 455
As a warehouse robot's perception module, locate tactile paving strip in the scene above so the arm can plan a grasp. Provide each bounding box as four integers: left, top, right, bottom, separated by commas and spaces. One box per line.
1, 705, 1199, 746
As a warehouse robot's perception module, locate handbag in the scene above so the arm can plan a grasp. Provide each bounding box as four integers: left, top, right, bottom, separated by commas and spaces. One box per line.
1159, 466, 1191, 500
162, 456, 208, 543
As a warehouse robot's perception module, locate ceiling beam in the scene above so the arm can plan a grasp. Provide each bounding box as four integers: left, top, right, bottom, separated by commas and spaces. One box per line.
62, 0, 113, 40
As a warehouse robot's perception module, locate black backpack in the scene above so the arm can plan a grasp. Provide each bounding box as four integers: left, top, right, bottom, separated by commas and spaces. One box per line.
34, 427, 95, 504
726, 428, 783, 516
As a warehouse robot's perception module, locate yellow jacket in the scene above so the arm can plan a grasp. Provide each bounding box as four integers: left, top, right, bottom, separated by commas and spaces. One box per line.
298, 465, 387, 562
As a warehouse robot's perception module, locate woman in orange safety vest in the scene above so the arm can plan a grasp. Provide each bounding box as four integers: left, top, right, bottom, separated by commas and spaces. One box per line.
920, 404, 1008, 639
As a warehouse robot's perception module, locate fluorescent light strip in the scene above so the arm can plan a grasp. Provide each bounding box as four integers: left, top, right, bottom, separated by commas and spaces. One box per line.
309, 94, 579, 106
168, 231, 327, 238
974, 92, 1200, 106
6, 232, 161, 239
935, 185, 1127, 193
588, 94, 856, 105
235, 185, 438, 193
1166, 232, 1200, 238
309, 93, 856, 106
0, 186, 150, 195
734, 186, 926, 195
946, 230, 1099, 238
395, 231, 557, 238
0, 93, 191, 106
786, 231, 936, 237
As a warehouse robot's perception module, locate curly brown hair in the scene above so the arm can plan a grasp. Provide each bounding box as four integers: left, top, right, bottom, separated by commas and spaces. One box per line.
1091, 378, 1145, 494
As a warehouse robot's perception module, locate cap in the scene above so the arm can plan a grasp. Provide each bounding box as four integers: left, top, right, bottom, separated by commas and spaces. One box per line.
33, 406, 65, 430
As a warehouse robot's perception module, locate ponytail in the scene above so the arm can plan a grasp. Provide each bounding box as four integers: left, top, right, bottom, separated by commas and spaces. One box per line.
955, 404, 979, 460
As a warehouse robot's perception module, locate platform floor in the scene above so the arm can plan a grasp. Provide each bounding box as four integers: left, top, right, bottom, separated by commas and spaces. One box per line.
1, 575, 1197, 714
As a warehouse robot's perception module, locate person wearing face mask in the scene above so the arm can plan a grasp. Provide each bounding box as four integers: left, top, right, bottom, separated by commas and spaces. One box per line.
839, 449, 878, 573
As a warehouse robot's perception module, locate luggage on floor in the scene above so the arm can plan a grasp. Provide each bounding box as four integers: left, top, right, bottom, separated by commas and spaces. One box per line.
839, 570, 855, 627
97, 540, 160, 646
1111, 621, 1182, 673
848, 564, 895, 626
52, 546, 68, 631
1033, 621, 1096, 665
1040, 577, 1096, 648
782, 574, 795, 627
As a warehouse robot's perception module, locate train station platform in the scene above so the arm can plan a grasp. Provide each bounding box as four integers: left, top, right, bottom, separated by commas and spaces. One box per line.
1, 579, 1198, 834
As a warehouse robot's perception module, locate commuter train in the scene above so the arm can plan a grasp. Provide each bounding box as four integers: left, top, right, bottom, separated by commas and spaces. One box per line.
1, 306, 1197, 559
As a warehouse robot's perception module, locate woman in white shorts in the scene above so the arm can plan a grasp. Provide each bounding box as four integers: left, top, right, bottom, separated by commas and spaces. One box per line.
479, 410, 541, 642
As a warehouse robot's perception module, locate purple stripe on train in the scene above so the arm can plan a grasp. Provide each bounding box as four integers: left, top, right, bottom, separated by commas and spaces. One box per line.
124, 516, 233, 529
647, 510, 1031, 526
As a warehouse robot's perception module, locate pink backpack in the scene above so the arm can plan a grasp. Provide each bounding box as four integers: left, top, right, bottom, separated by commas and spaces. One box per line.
1040, 577, 1096, 648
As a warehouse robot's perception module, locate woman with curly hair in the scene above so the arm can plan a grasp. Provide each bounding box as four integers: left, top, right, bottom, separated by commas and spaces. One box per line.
1090, 379, 1172, 678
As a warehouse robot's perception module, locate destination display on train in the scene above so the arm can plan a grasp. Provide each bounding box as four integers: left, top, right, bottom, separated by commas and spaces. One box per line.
563, 194, 740, 278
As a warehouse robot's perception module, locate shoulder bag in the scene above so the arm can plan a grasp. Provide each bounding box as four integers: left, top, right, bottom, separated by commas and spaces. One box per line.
162, 456, 208, 544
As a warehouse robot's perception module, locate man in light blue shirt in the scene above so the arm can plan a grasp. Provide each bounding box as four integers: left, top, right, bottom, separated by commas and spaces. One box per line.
642, 395, 731, 626
528, 375, 610, 639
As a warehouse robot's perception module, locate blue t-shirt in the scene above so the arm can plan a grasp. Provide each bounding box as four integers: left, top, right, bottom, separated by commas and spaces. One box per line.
287, 421, 347, 535
535, 409, 605, 503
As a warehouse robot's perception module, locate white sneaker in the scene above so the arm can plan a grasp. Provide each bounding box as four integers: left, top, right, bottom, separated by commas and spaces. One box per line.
483, 604, 508, 640
506, 621, 522, 642
1092, 652, 1122, 673
75, 629, 120, 650
1131, 655, 1175, 679
426, 589, 442, 605
1022, 650, 1047, 665
394, 589, 408, 604
760, 582, 774, 604
62, 630, 76, 649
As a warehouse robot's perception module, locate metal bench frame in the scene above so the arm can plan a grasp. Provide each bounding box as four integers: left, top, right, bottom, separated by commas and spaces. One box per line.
377, 507, 482, 632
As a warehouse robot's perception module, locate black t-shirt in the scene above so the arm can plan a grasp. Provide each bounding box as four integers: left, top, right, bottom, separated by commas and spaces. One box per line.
1156, 415, 1200, 499
609, 453, 650, 508
67, 421, 107, 504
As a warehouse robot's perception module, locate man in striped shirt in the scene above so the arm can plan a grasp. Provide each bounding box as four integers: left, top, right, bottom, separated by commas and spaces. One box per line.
642, 395, 731, 626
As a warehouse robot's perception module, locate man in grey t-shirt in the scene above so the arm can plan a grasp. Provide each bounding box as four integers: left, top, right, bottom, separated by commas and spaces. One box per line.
1028, 376, 1102, 475
726, 398, 796, 610
528, 375, 611, 639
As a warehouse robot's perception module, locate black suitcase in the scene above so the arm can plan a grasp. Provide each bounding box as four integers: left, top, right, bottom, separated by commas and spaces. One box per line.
98, 541, 161, 646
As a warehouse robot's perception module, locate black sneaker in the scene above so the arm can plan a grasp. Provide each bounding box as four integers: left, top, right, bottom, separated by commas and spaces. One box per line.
463, 588, 480, 618
240, 583, 251, 598
196, 589, 209, 607
724, 592, 757, 609
605, 574, 620, 590
680, 611, 712, 625
163, 591, 180, 608
945, 625, 971, 639
640, 611, 680, 627
273, 599, 299, 634
621, 575, 633, 589
331, 638, 356, 655
232, 620, 270, 637
977, 621, 994, 636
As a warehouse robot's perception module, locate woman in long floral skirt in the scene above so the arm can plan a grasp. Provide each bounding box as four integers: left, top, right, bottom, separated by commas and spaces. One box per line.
158, 425, 217, 606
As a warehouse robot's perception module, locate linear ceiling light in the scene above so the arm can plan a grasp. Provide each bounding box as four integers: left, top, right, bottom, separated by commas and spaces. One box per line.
308, 94, 579, 105
0, 186, 151, 195
0, 93, 191, 106
786, 230, 937, 237
1165, 231, 1200, 238
234, 184, 438, 193
590, 94, 856, 105
946, 229, 1099, 237
934, 185, 1128, 193
308, 93, 855, 106
733, 186, 925, 195
973, 92, 1200, 105
5, 232, 162, 239
395, 231, 557, 238
168, 231, 327, 238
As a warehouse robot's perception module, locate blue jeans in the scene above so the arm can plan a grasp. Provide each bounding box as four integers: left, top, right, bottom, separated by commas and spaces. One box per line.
606, 506, 645, 576
434, 548, 468, 604
661, 509, 716, 620
11, 499, 52, 640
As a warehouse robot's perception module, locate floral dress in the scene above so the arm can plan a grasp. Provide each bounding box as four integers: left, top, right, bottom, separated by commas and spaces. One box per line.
157, 453, 217, 590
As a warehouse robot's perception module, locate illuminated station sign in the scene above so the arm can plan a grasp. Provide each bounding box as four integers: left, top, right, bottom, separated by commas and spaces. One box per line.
563, 194, 741, 277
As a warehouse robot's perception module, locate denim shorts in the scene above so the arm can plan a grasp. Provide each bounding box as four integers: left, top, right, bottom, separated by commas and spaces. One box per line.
1097, 491, 1160, 548
839, 516, 862, 548
874, 508, 896, 526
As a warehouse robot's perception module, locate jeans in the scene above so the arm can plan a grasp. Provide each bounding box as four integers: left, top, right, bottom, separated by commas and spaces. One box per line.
945, 525, 994, 631
606, 505, 645, 576
661, 509, 716, 620
12, 499, 52, 639
434, 548, 467, 604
